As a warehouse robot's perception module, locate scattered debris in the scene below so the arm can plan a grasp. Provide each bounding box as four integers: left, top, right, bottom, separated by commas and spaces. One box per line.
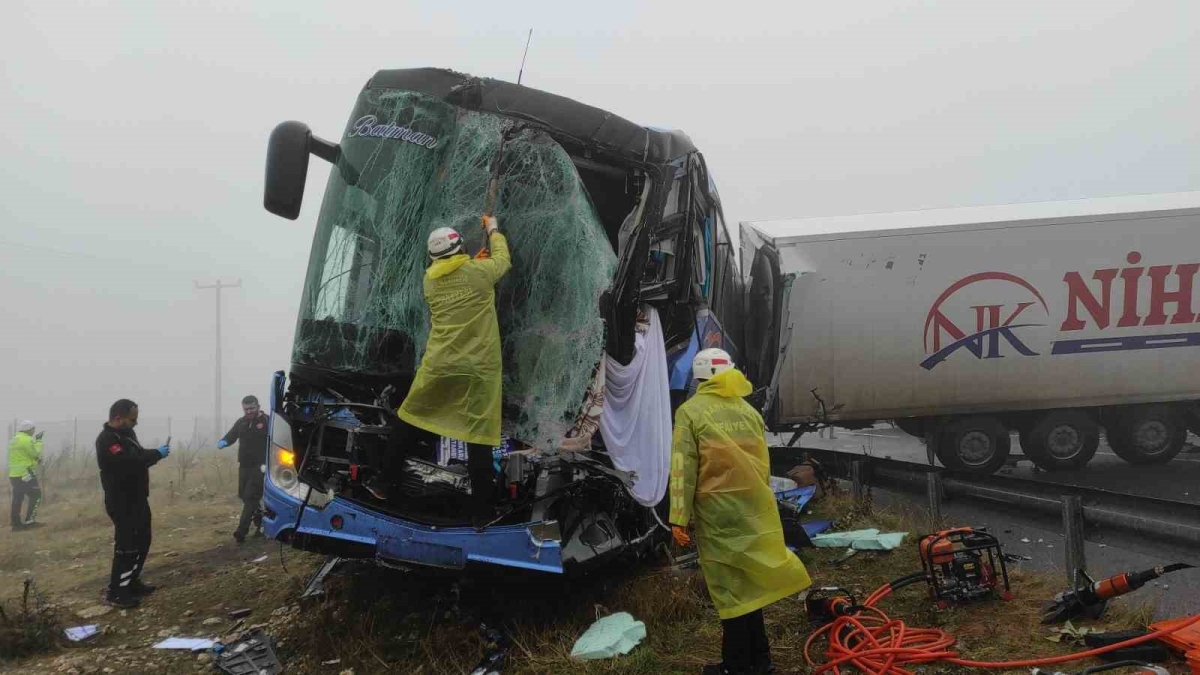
152, 637, 216, 650
64, 625, 99, 642
228, 608, 252, 620
1045, 620, 1098, 645
321, 659, 341, 666
1021, 538, 1032, 544
570, 612, 647, 660
301, 556, 343, 600
469, 624, 511, 675
251, 555, 268, 564
202, 617, 223, 626
832, 549, 859, 564
811, 529, 908, 551
214, 628, 282, 675
802, 520, 834, 537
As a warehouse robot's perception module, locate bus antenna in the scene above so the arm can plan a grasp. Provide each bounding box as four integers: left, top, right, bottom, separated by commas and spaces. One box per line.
517, 29, 533, 85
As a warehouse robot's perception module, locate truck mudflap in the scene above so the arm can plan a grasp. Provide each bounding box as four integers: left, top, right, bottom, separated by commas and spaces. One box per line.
261, 480, 565, 574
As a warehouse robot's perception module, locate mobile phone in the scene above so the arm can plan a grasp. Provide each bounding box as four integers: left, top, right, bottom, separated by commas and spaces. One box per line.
165, 436, 172, 447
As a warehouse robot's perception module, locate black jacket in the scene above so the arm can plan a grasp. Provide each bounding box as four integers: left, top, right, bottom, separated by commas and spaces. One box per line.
95, 424, 161, 501
221, 412, 269, 466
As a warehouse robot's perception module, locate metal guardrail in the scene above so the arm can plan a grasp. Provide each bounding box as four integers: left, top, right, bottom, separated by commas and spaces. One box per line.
770, 446, 1200, 547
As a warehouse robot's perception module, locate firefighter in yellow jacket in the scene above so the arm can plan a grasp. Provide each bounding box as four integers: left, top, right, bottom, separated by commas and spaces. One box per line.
669, 348, 812, 675
388, 216, 511, 527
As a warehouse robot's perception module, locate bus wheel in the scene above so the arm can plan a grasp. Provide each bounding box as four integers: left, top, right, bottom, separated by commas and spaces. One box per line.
1022, 410, 1099, 471
937, 416, 1011, 475
1108, 405, 1186, 466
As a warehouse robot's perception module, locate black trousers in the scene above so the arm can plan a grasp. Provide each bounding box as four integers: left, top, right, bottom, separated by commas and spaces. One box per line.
10, 475, 41, 527
235, 464, 265, 537
105, 496, 152, 592
721, 609, 770, 672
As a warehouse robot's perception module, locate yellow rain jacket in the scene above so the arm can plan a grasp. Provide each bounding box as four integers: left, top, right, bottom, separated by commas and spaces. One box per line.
7, 432, 43, 478
669, 369, 812, 619
399, 232, 512, 446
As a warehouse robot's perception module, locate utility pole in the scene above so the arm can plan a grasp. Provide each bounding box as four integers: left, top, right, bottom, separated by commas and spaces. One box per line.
195, 279, 241, 443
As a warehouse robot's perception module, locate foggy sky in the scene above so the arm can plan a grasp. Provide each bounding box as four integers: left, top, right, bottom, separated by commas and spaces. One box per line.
2, 0, 1197, 430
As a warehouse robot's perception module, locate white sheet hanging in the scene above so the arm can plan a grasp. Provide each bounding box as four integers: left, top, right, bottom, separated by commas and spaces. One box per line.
599, 306, 672, 506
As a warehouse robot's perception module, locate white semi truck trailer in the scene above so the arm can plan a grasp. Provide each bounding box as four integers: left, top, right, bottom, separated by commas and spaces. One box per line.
740, 191, 1200, 475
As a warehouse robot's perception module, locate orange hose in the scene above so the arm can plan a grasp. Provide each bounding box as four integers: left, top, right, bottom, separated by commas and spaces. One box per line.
803, 581, 1200, 675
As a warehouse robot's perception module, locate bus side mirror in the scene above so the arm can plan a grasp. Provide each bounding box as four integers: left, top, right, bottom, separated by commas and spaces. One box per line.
264, 121, 312, 220
264, 121, 341, 220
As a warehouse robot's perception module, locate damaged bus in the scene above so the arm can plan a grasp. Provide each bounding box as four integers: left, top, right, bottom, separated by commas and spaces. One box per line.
259, 68, 751, 574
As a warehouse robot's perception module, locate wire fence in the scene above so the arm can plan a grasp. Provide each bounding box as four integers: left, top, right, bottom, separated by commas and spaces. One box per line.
3, 416, 245, 507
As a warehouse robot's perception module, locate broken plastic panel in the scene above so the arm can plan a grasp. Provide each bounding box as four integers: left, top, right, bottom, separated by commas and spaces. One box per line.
294, 88, 617, 449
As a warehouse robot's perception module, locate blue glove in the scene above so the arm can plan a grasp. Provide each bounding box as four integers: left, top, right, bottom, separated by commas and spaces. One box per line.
157, 444, 170, 459
216, 439, 229, 450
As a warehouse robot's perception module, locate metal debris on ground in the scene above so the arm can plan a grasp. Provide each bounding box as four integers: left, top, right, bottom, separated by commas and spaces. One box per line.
228, 608, 252, 619
570, 612, 647, 660
668, 551, 700, 571
469, 624, 511, 675
152, 637, 217, 650
214, 628, 283, 675
63, 625, 99, 642
300, 556, 343, 600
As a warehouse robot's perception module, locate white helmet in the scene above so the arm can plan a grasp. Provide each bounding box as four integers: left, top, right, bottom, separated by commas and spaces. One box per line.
17, 420, 35, 433
427, 227, 464, 259
693, 348, 734, 380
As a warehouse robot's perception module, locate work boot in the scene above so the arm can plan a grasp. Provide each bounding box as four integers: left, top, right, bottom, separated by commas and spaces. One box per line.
232, 531, 246, 545
105, 587, 140, 609
128, 579, 157, 597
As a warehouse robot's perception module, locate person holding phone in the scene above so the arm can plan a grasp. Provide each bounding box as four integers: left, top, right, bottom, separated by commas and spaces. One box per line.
7, 420, 44, 530
216, 395, 269, 544
95, 399, 169, 608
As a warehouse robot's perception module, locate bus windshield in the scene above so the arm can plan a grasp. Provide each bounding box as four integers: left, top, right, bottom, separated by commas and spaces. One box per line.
293, 88, 618, 449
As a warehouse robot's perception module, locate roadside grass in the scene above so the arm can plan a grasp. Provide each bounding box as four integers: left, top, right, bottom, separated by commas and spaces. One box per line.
2, 467, 1165, 674
268, 489, 1161, 674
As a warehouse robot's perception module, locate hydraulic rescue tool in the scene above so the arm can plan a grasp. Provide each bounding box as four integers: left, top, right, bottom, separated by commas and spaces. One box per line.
1042, 564, 1195, 624
919, 527, 1012, 607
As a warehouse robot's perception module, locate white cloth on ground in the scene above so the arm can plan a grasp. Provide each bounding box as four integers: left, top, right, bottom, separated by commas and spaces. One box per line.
599, 305, 672, 506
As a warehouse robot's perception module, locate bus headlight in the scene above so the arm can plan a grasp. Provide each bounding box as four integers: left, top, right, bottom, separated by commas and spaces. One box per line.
268, 413, 331, 508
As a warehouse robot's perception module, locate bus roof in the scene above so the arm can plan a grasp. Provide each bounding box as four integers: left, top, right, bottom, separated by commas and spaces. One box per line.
368, 68, 696, 165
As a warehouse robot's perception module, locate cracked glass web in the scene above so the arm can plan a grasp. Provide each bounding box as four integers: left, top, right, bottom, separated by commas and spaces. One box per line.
294, 88, 617, 450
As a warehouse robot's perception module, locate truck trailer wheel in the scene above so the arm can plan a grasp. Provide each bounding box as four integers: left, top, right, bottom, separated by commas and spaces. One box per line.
1021, 410, 1099, 471
1107, 405, 1187, 466
937, 416, 1011, 474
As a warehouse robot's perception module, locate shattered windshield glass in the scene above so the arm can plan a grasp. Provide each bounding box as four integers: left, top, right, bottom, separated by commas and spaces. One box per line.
296, 88, 617, 449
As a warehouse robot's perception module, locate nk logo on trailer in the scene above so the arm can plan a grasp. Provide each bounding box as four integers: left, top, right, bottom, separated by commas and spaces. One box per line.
921, 272, 1050, 371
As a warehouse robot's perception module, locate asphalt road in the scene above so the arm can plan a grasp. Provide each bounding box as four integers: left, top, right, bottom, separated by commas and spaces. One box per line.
775, 426, 1200, 504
